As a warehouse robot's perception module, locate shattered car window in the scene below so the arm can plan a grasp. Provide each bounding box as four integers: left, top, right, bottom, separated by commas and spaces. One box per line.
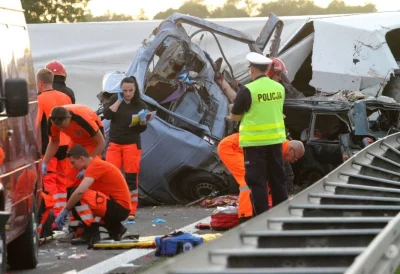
367, 107, 400, 133
186, 24, 251, 79
311, 113, 351, 142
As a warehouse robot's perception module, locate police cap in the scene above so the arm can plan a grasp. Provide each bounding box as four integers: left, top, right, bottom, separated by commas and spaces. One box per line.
246, 52, 272, 69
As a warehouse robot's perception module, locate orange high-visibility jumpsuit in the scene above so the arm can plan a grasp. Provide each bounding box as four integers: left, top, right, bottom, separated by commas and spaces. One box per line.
218, 133, 290, 220
106, 143, 141, 215
103, 95, 148, 216
37, 90, 72, 216
48, 104, 104, 230
48, 104, 104, 189
71, 157, 131, 235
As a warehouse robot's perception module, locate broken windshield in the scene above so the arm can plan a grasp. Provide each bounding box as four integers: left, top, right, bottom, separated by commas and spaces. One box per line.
184, 23, 252, 79
367, 107, 400, 133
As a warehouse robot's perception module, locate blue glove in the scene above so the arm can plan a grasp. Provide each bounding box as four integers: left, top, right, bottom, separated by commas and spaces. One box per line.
42, 162, 48, 175
138, 109, 147, 122
55, 209, 69, 230
117, 92, 124, 101
76, 169, 86, 179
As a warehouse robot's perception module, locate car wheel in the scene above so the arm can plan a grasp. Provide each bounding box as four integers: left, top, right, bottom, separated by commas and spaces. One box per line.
182, 171, 224, 201
7, 196, 39, 270
0, 231, 6, 274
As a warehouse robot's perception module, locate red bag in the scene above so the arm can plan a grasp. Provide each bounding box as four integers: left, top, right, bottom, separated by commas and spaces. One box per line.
210, 213, 239, 231
210, 206, 239, 231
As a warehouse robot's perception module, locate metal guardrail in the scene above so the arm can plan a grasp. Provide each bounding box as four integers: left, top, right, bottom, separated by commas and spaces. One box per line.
143, 133, 400, 274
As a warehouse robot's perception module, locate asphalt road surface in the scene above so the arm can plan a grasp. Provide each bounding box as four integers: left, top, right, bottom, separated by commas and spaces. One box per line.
10, 205, 216, 274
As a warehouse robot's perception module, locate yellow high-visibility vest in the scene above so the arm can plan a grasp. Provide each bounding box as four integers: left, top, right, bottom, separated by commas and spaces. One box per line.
239, 77, 286, 147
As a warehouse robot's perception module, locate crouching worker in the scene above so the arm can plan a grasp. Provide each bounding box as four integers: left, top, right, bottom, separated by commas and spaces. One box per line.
55, 145, 131, 245
217, 133, 304, 223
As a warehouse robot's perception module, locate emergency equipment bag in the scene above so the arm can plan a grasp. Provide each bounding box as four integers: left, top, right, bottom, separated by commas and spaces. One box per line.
155, 231, 203, 256
210, 206, 239, 231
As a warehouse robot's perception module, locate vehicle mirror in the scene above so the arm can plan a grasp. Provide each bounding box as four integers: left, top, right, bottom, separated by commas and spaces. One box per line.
4, 78, 29, 117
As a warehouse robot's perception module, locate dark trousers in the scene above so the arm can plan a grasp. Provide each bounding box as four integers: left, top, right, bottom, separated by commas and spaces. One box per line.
244, 144, 287, 216
104, 198, 130, 237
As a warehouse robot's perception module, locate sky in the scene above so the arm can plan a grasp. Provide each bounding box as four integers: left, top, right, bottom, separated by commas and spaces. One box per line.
88, 0, 400, 19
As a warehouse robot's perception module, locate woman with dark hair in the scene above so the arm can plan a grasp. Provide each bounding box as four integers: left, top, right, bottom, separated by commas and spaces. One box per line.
103, 76, 148, 221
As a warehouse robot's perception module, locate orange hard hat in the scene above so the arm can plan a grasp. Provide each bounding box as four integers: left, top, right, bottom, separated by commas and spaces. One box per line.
45, 60, 67, 77
267, 57, 287, 78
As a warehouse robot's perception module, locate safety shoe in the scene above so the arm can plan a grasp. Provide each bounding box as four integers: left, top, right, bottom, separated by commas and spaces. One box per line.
113, 225, 128, 241
58, 227, 84, 243
58, 230, 75, 243
71, 231, 101, 245
127, 215, 135, 221
104, 225, 128, 241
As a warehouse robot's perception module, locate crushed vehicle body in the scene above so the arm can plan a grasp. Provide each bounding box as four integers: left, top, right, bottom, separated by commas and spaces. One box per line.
96, 13, 281, 205
95, 11, 400, 204
233, 11, 400, 192
283, 95, 400, 192
272, 12, 400, 191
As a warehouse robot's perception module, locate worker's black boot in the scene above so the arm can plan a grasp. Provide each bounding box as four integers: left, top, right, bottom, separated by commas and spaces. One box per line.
105, 223, 127, 241
71, 225, 100, 245
112, 225, 127, 241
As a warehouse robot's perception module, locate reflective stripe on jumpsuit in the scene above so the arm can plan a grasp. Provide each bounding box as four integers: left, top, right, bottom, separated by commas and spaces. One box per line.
218, 133, 275, 221
106, 142, 141, 215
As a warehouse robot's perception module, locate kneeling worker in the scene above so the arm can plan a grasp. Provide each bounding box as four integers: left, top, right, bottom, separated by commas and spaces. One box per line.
218, 133, 304, 223
55, 145, 131, 245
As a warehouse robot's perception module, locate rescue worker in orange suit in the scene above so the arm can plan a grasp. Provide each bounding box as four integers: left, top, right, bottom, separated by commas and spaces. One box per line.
54, 145, 131, 245
45, 60, 75, 104
218, 133, 305, 223
36, 68, 72, 220
103, 76, 148, 221
42, 104, 105, 242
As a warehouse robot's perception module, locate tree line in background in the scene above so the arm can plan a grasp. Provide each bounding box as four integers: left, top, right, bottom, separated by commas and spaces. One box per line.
21, 0, 377, 23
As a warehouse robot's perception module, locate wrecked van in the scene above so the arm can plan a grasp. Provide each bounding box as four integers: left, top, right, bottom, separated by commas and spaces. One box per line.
96, 12, 400, 204
95, 13, 284, 205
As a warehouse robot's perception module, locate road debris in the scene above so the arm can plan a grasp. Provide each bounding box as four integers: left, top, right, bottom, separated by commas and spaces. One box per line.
68, 253, 88, 259
124, 221, 136, 225
152, 218, 166, 223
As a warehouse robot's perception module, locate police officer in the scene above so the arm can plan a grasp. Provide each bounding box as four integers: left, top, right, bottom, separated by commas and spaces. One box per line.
230, 52, 287, 216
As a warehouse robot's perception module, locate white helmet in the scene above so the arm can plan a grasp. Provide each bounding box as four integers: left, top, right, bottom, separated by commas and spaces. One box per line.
102, 71, 125, 93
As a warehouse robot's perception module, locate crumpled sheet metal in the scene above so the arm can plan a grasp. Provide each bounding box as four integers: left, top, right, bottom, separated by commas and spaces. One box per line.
310, 13, 400, 93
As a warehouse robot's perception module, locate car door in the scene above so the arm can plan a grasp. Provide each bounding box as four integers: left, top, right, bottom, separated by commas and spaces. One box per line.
307, 111, 345, 166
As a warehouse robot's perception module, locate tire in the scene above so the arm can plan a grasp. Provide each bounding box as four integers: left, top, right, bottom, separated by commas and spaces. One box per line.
0, 231, 6, 274
182, 171, 225, 201
7, 196, 39, 270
